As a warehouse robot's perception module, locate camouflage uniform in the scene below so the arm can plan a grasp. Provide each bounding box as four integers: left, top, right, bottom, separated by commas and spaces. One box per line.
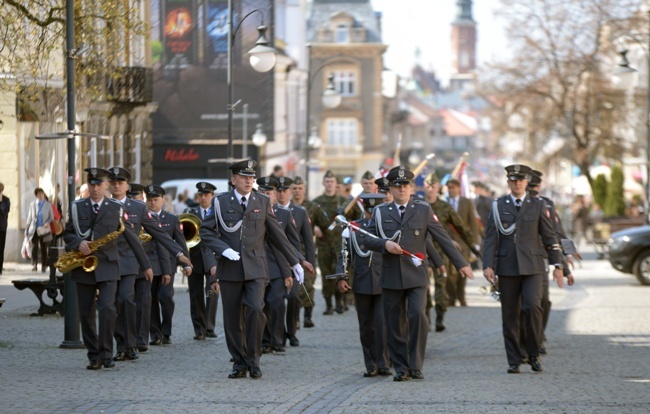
312, 173, 349, 315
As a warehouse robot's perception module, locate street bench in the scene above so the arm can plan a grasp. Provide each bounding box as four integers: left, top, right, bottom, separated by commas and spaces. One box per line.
11, 247, 65, 316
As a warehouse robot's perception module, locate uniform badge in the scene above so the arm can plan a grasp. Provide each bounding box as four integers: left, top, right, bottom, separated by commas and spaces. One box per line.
247, 160, 254, 169
279, 177, 285, 185
415, 230, 420, 235
179, 223, 184, 231
148, 185, 154, 192
514, 164, 520, 172
432, 213, 439, 222
90, 168, 97, 176
123, 212, 129, 221
201, 182, 206, 189
369, 199, 375, 206
254, 209, 261, 213
147, 211, 152, 219
398, 169, 405, 178
545, 209, 550, 219
113, 167, 120, 175
265, 177, 270, 185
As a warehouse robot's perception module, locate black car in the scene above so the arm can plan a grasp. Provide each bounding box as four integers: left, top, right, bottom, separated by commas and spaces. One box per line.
608, 225, 650, 286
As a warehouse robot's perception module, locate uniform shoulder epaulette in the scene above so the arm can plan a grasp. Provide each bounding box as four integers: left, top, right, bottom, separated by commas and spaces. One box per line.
107, 198, 122, 207
292, 204, 307, 211
413, 199, 430, 206
131, 198, 146, 205
165, 210, 178, 216
496, 195, 508, 202
73, 198, 86, 205
257, 192, 270, 199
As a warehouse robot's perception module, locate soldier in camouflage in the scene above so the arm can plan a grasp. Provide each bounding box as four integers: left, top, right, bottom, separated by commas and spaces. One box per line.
423, 173, 475, 331
312, 170, 349, 315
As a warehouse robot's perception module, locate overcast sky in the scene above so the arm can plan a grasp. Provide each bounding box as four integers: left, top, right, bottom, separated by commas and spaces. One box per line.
371, 0, 510, 85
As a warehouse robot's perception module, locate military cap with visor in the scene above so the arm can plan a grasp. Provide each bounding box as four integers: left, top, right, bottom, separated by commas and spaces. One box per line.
375, 177, 391, 193
276, 176, 294, 190
228, 159, 257, 177
196, 181, 217, 194
256, 176, 279, 191
359, 193, 386, 213
85, 167, 110, 185
144, 185, 165, 198
505, 164, 533, 181
127, 183, 145, 198
386, 166, 415, 186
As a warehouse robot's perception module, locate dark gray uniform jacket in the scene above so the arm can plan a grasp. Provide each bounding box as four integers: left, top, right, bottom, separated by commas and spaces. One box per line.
184, 206, 217, 274
156, 210, 189, 272
336, 217, 383, 295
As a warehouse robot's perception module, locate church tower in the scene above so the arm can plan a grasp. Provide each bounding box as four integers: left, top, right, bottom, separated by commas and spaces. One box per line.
450, 0, 477, 75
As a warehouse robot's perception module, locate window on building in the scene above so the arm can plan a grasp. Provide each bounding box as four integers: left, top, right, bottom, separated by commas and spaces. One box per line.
326, 118, 358, 146
332, 70, 356, 96
335, 24, 349, 43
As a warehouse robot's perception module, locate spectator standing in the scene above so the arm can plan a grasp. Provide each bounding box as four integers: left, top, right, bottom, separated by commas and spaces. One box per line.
0, 182, 10, 274
25, 188, 54, 272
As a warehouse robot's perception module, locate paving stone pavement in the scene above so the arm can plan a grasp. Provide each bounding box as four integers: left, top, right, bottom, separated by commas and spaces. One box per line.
1, 248, 649, 413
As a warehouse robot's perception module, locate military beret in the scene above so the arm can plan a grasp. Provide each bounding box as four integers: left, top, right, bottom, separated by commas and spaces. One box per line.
144, 184, 165, 198
425, 173, 439, 185
323, 170, 336, 180
359, 193, 386, 212
276, 176, 293, 190
361, 171, 374, 181
386, 166, 414, 186
127, 183, 144, 197
256, 176, 279, 191
505, 164, 532, 180
108, 166, 132, 182
293, 176, 305, 185
84, 167, 110, 185
196, 181, 217, 194
228, 159, 257, 177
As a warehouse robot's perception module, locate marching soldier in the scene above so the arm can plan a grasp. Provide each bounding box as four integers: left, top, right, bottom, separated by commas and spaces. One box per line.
275, 176, 315, 345
200, 159, 304, 380
107, 167, 192, 361
336, 193, 392, 378
183, 182, 219, 340
127, 183, 145, 200
63, 168, 152, 370
291, 176, 328, 327
482, 164, 565, 374
146, 185, 190, 346
423, 173, 475, 331
256, 176, 312, 353
526, 170, 576, 354
313, 170, 349, 315
363, 166, 473, 381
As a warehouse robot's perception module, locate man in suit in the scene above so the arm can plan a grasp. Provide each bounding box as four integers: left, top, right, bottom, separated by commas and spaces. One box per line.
256, 176, 311, 353
184, 182, 219, 340
276, 176, 315, 346
482, 164, 565, 374
146, 184, 190, 345
63, 168, 153, 369
108, 167, 192, 361
363, 166, 473, 381
200, 159, 304, 380
446, 178, 480, 306
336, 193, 392, 378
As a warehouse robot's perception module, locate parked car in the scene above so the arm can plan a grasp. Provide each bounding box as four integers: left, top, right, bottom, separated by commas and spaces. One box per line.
608, 225, 650, 286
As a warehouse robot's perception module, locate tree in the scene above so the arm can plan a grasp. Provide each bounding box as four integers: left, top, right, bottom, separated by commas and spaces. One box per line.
593, 173, 609, 209
0, 0, 148, 119
605, 166, 626, 217
481, 0, 644, 193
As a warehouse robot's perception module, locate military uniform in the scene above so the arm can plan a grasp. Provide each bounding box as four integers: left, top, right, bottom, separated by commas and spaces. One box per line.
363, 167, 469, 381
336, 194, 390, 376
147, 185, 189, 344
200, 160, 301, 379
63, 168, 149, 369
312, 171, 349, 314
184, 182, 219, 340
482, 164, 562, 372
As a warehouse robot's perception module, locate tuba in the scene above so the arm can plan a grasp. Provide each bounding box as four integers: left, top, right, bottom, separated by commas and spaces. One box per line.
55, 219, 125, 273
179, 213, 201, 249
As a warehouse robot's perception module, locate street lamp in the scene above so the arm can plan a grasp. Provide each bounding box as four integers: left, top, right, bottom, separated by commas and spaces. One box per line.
304, 46, 343, 187
252, 123, 268, 147
613, 13, 650, 223
225, 0, 277, 162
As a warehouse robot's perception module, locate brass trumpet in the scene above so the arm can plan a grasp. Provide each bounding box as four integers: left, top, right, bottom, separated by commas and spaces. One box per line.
55, 219, 125, 273
179, 213, 201, 249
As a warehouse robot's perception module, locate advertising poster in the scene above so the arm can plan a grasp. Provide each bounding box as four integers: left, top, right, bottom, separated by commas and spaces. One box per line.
163, 0, 195, 68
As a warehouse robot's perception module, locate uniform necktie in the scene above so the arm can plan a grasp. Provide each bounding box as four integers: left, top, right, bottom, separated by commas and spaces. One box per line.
202, 209, 206, 220
93, 203, 99, 214
241, 196, 247, 210
399, 205, 406, 219
515, 198, 521, 211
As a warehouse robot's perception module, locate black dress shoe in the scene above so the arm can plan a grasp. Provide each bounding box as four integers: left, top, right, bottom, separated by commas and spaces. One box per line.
288, 335, 300, 347
228, 369, 247, 379
539, 345, 547, 355
378, 367, 392, 376
272, 345, 286, 353
127, 348, 139, 360
410, 370, 424, 380
102, 358, 115, 368
507, 364, 520, 374
86, 360, 102, 370
528, 356, 544, 372
363, 369, 378, 377
149, 338, 162, 346
194, 334, 206, 340
138, 345, 148, 353
335, 305, 344, 314
303, 318, 315, 328
262, 345, 273, 354
206, 330, 217, 338
162, 336, 172, 345
249, 367, 263, 379
393, 372, 411, 382
323, 307, 334, 315
113, 352, 128, 362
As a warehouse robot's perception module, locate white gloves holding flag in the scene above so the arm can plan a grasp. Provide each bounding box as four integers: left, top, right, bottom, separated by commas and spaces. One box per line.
292, 263, 305, 284
222, 248, 240, 261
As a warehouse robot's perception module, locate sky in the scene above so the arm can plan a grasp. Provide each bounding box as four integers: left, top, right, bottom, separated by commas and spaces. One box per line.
371, 0, 510, 85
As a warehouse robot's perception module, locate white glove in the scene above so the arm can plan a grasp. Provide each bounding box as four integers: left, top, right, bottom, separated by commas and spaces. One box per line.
411, 256, 423, 267
341, 227, 350, 238
292, 263, 305, 284
222, 248, 240, 261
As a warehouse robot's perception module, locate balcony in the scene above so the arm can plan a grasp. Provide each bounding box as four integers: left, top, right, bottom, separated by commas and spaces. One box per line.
107, 67, 153, 105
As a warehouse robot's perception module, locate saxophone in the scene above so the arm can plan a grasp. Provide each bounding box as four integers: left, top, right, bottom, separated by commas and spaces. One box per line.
55, 219, 125, 273
138, 227, 152, 243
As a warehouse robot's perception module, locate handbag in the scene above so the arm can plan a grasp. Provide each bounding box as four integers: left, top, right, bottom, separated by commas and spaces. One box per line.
37, 226, 51, 237
21, 236, 32, 259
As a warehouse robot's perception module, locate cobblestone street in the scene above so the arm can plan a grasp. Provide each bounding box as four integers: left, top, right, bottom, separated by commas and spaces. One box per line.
1, 249, 649, 413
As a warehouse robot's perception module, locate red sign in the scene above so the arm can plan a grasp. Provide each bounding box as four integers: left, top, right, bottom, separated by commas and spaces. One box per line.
164, 148, 200, 162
